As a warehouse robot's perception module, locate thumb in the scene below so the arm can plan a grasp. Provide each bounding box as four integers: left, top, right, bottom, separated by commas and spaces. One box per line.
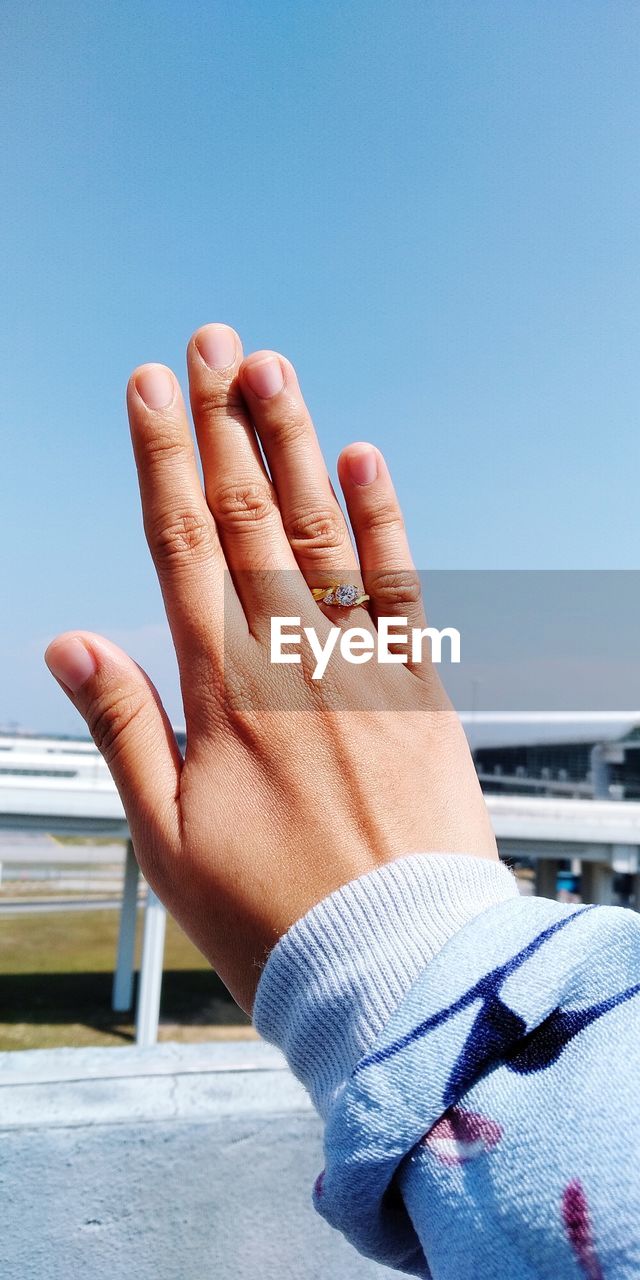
44, 631, 182, 855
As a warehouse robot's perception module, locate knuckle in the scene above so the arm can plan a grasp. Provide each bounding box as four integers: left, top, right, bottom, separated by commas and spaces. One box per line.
138, 426, 187, 466
194, 382, 246, 418
370, 569, 422, 610
86, 686, 147, 768
213, 482, 276, 530
147, 509, 214, 568
261, 408, 307, 449
285, 506, 348, 557
362, 502, 406, 537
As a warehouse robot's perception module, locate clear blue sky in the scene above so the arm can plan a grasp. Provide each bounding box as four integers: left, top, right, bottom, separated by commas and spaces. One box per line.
2, 0, 639, 733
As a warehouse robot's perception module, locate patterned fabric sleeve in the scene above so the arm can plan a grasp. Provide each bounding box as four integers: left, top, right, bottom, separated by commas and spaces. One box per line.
254, 854, 640, 1279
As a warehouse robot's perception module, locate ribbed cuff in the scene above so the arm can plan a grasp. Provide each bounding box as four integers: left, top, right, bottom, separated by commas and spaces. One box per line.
253, 853, 519, 1117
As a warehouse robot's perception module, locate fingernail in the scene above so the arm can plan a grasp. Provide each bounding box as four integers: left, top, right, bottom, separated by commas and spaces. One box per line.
45, 638, 97, 693
195, 325, 237, 371
243, 356, 284, 399
135, 365, 174, 409
347, 448, 378, 486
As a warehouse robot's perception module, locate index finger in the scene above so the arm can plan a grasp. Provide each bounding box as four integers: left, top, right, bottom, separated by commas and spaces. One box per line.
127, 363, 246, 725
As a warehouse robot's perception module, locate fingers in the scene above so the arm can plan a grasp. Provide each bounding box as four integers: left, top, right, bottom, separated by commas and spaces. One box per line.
238, 353, 363, 606
186, 327, 305, 623
127, 363, 244, 715
338, 444, 429, 671
44, 632, 181, 868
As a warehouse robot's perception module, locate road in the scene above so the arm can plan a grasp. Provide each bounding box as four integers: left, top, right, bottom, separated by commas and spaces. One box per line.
0, 896, 143, 916
0, 832, 126, 864
0, 833, 131, 914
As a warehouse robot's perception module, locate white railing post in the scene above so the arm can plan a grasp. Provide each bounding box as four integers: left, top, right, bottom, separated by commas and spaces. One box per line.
112, 840, 140, 1011
135, 887, 167, 1047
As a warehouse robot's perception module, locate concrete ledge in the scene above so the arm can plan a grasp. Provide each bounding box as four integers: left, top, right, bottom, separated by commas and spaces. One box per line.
0, 1042, 397, 1279
0, 1041, 306, 1129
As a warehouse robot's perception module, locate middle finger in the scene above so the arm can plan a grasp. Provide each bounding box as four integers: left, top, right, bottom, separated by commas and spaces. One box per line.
187, 324, 304, 624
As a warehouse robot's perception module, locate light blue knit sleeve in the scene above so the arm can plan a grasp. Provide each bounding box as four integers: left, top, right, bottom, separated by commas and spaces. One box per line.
253, 854, 640, 1278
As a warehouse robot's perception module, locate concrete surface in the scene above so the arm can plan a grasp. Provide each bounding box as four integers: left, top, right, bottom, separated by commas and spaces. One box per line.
0, 1041, 398, 1280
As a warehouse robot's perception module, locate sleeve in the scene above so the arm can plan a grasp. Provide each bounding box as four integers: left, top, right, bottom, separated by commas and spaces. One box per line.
253, 853, 640, 1280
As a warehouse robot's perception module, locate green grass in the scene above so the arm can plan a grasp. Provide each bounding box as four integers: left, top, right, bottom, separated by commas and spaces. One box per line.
0, 908, 253, 1051
52, 834, 127, 846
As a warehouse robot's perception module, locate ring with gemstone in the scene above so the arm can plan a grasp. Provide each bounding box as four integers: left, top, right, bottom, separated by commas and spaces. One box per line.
311, 582, 369, 608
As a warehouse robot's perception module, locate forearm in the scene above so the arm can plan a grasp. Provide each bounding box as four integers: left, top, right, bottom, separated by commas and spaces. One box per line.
254, 855, 640, 1278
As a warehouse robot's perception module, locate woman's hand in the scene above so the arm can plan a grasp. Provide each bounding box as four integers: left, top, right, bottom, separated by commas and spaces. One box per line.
45, 325, 496, 1012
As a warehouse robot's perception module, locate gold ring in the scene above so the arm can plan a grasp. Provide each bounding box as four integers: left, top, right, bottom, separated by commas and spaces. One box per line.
311, 582, 369, 608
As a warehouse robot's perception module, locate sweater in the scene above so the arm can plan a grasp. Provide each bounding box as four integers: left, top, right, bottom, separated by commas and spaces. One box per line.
253, 853, 640, 1278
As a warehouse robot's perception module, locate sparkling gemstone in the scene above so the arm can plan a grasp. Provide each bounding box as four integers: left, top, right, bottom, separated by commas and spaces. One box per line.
333, 584, 358, 607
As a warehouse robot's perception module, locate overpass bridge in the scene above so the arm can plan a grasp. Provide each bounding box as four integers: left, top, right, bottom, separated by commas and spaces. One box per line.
2, 718, 639, 1045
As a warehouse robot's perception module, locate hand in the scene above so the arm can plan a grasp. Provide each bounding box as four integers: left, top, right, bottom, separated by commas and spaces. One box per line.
45, 325, 497, 1012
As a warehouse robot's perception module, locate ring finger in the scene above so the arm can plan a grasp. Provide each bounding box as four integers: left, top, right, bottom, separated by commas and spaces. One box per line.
238, 351, 368, 622
337, 443, 433, 679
